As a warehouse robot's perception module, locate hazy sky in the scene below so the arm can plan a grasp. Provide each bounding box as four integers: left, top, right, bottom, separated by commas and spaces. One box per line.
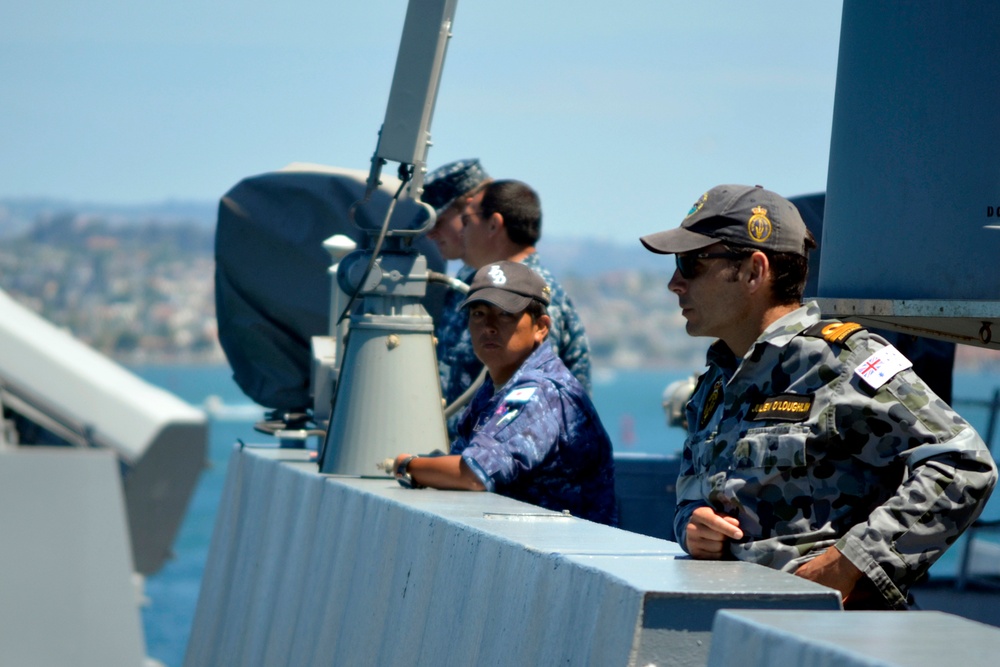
2, 1, 843, 241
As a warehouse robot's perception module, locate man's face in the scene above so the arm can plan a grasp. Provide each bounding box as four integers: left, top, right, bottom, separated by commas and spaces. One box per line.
468, 302, 548, 384
667, 242, 751, 342
426, 200, 466, 261
461, 189, 491, 269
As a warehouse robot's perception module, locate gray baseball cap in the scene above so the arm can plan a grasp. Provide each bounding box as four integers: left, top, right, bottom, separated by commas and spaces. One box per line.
422, 159, 490, 213
460, 261, 551, 313
640, 184, 809, 256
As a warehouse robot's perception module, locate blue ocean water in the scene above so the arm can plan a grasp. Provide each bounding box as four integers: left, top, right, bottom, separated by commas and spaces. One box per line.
133, 364, 1000, 667
133, 367, 261, 667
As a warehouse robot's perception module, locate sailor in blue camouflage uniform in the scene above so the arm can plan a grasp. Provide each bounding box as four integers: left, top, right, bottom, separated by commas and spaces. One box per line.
434, 254, 590, 430
422, 171, 591, 436
422, 159, 490, 268
392, 261, 616, 526
641, 184, 997, 610
421, 159, 489, 414
520, 252, 590, 387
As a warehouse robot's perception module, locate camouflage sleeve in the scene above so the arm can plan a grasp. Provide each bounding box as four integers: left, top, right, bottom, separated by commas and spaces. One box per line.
671, 370, 718, 553
520, 256, 592, 393
546, 299, 592, 393
458, 382, 563, 490
832, 367, 997, 607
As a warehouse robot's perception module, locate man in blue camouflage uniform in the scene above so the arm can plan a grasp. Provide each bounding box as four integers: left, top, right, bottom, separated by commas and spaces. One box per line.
438, 180, 591, 436
421, 159, 488, 416
421, 168, 591, 435
640, 184, 997, 609
392, 261, 617, 526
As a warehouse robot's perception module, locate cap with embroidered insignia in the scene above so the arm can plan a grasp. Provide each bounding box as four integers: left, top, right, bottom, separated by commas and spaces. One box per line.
639, 184, 810, 256
460, 260, 551, 313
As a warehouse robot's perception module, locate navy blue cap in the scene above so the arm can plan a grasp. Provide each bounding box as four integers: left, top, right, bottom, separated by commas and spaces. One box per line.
422, 159, 490, 212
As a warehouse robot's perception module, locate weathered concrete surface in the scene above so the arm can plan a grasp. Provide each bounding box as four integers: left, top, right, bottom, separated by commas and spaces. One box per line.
185, 446, 840, 667
709, 609, 1000, 667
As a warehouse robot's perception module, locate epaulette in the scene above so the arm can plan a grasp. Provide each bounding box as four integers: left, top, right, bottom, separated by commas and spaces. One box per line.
802, 321, 866, 345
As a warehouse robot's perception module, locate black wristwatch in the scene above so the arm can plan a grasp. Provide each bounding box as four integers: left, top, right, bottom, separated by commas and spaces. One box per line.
395, 455, 423, 489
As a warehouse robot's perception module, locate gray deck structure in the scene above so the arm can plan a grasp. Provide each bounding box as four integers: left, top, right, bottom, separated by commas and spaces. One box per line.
0, 448, 147, 666
185, 446, 841, 667
709, 609, 1000, 667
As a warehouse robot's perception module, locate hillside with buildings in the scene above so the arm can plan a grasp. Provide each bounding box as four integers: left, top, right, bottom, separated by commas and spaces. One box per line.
1, 198, 996, 374
0, 199, 709, 371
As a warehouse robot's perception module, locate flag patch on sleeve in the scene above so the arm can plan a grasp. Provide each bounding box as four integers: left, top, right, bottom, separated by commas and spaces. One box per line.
504, 387, 536, 404
854, 344, 913, 390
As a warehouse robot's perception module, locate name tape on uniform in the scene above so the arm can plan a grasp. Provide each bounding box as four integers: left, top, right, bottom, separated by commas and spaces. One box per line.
748, 393, 814, 422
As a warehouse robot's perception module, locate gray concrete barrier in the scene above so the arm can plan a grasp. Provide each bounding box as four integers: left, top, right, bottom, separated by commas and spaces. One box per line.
708, 609, 1000, 667
185, 446, 840, 666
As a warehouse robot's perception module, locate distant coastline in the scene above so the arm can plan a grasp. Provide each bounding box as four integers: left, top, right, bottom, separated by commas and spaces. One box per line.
126, 348, 1000, 375
4, 196, 1000, 376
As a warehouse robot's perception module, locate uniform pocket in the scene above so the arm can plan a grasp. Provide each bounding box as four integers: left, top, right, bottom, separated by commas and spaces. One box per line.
731, 426, 808, 473
679, 436, 721, 477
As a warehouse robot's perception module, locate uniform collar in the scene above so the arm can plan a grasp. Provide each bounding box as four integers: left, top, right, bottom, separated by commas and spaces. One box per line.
520, 252, 541, 269
456, 264, 476, 282
489, 340, 555, 394
754, 300, 821, 349
705, 301, 820, 372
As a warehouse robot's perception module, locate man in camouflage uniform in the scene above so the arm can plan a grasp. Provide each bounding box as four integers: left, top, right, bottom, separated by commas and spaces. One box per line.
640, 184, 997, 609
423, 159, 488, 268
421, 159, 490, 419
392, 261, 616, 525
423, 171, 591, 436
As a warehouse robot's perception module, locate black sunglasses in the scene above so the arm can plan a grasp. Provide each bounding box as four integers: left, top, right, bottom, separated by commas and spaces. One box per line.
675, 251, 748, 280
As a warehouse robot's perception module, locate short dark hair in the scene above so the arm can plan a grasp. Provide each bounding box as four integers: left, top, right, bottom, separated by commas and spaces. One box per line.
524, 298, 548, 323
723, 229, 816, 304
481, 180, 542, 246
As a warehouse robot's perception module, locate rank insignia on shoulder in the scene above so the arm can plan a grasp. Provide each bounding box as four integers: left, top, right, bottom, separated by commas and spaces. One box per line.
854, 344, 913, 390
504, 387, 536, 404
804, 321, 864, 344
748, 393, 814, 422
699, 378, 724, 430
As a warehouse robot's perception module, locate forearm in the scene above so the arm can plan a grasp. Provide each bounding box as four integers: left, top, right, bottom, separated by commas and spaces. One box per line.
794, 546, 863, 605
673, 467, 712, 553
838, 428, 997, 600
401, 454, 486, 491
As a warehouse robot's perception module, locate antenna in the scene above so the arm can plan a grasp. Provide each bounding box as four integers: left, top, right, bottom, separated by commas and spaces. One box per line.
359, 0, 459, 229
318, 0, 460, 475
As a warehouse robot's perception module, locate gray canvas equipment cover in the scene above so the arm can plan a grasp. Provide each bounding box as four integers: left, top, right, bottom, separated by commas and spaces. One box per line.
215, 168, 445, 410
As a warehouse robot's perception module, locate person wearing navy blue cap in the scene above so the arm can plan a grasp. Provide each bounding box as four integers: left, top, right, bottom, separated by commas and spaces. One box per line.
421, 159, 492, 433
392, 261, 616, 526
422, 158, 491, 263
